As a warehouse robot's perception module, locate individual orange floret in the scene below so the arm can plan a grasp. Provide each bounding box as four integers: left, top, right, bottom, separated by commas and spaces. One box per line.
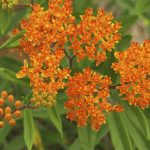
9, 119, 16, 127
0, 121, 4, 128
1, 90, 8, 99
15, 101, 22, 108
112, 40, 150, 109
0, 98, 4, 106
65, 67, 123, 131
7, 95, 14, 103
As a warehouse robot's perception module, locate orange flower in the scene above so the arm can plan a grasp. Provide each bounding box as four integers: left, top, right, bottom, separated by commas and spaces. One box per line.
16, 0, 122, 109
16, 1, 73, 107
112, 40, 150, 109
69, 8, 121, 66
65, 68, 123, 131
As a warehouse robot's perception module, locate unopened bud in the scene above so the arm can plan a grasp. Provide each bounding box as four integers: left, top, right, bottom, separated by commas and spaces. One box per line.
0, 121, 4, 128
9, 119, 16, 127
1, 91, 8, 99
8, 95, 14, 103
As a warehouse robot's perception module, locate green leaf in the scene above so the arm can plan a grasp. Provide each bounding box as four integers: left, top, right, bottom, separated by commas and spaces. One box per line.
6, 9, 28, 32
72, 57, 94, 73
36, 0, 48, 8
0, 57, 22, 72
95, 125, 108, 145
0, 31, 25, 50
107, 113, 133, 150
32, 107, 48, 118
0, 68, 30, 87
55, 92, 67, 115
69, 138, 83, 150
78, 125, 97, 150
110, 90, 150, 140
118, 15, 138, 34
73, 0, 93, 18
24, 109, 35, 150
123, 103, 150, 140
109, 90, 150, 149
115, 35, 132, 51
92, 51, 117, 84
47, 107, 63, 138
0, 9, 12, 35
121, 112, 150, 150
134, 0, 150, 15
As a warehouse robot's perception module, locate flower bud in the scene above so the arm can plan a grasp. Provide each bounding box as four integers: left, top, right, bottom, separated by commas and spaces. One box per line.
5, 113, 12, 121
1, 91, 8, 99
0, 121, 4, 128
0, 108, 4, 117
8, 3, 13, 9
8, 95, 14, 103
0, 98, 4, 106
15, 101, 22, 108
1, 4, 7, 9
9, 119, 16, 127
13, 110, 21, 117
5, 107, 11, 114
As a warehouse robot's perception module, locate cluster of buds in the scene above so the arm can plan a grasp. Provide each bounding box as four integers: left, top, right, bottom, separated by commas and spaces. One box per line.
0, 0, 19, 9
0, 91, 22, 128
31, 92, 56, 108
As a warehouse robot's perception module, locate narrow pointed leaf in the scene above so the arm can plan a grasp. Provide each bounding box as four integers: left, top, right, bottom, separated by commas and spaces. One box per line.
24, 109, 35, 150
78, 125, 97, 150
0, 31, 25, 50
107, 113, 133, 150
47, 107, 63, 138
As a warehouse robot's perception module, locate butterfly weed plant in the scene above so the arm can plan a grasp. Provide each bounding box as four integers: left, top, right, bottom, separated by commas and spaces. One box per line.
0, 0, 150, 150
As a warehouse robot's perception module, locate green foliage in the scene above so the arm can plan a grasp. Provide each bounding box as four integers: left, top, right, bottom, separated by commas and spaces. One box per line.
78, 126, 97, 150
0, 125, 11, 144
0, 31, 25, 50
119, 15, 138, 34
47, 107, 63, 138
0, 68, 29, 87
0, 9, 12, 35
107, 113, 133, 150
23, 109, 35, 150
109, 90, 150, 150
116, 35, 132, 51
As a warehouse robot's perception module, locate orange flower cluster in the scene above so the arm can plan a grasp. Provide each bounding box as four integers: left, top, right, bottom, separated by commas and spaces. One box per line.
69, 8, 121, 66
0, 91, 22, 128
65, 68, 123, 131
16, 0, 122, 108
112, 40, 150, 109
16, 0, 73, 107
